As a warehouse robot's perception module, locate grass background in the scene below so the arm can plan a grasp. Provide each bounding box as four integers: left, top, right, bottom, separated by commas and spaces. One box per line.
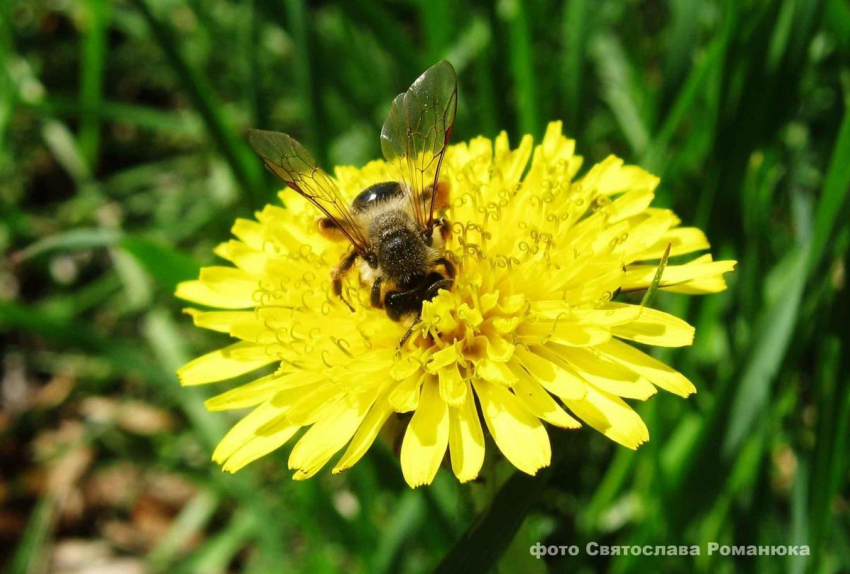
2, 0, 850, 572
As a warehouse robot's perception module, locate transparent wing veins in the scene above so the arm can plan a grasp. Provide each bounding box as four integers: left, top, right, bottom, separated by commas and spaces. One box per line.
247, 130, 370, 254
380, 60, 458, 231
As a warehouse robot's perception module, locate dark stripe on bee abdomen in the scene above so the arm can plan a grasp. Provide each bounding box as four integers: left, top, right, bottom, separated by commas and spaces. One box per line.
351, 181, 404, 213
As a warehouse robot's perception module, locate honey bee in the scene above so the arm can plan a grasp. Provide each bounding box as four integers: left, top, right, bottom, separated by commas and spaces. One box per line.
247, 61, 458, 339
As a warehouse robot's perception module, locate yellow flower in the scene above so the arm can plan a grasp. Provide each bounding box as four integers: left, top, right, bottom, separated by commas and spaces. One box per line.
176, 122, 736, 487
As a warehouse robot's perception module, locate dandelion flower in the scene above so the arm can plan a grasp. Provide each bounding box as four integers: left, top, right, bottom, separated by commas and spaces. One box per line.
176, 121, 736, 487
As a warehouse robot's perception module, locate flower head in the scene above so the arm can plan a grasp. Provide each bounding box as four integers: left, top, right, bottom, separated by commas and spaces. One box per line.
176, 122, 736, 487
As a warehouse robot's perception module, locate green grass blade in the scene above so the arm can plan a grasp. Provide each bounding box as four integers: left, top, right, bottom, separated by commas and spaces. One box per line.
808, 91, 850, 274
119, 236, 201, 291
78, 0, 109, 169
640, 243, 671, 308
129, 0, 266, 208
589, 33, 649, 156
283, 0, 324, 163
371, 491, 426, 574
27, 96, 201, 137
723, 245, 808, 456
177, 510, 258, 574
419, 0, 451, 63
561, 0, 591, 131
149, 490, 220, 571
499, 0, 540, 138
11, 228, 121, 262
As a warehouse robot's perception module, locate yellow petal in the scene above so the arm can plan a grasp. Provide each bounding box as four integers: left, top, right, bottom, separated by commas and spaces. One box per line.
509, 365, 581, 429
212, 401, 299, 472
606, 189, 655, 223
187, 267, 259, 308
521, 346, 588, 401
438, 363, 467, 407
231, 218, 265, 250
175, 280, 255, 309
554, 345, 657, 400
426, 344, 459, 373
204, 372, 286, 411
401, 379, 449, 487
594, 339, 696, 397
270, 383, 340, 427
664, 276, 729, 294
333, 394, 394, 474
622, 259, 737, 292
485, 332, 515, 362
221, 424, 299, 473
476, 358, 518, 386
633, 227, 710, 261
391, 354, 425, 380
177, 342, 276, 386
513, 346, 557, 383
563, 387, 649, 449
448, 384, 485, 483
473, 380, 550, 476
596, 159, 660, 195
569, 305, 642, 326
184, 309, 257, 334
214, 240, 268, 275
388, 373, 424, 413
610, 304, 695, 347
289, 392, 376, 480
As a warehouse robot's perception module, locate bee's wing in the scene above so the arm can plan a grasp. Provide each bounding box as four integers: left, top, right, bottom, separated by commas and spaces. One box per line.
380, 60, 457, 231
247, 129, 370, 254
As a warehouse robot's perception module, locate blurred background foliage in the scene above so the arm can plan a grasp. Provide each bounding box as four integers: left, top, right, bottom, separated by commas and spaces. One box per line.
1, 0, 850, 572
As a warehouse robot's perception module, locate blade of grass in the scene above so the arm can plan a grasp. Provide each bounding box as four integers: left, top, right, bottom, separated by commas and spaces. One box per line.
810, 334, 850, 568
129, 0, 266, 208
808, 85, 850, 274
78, 0, 109, 169
149, 489, 220, 572
433, 431, 573, 574
419, 0, 451, 63
283, 0, 324, 163
723, 88, 850, 455
177, 510, 258, 574
498, 0, 541, 138
589, 33, 649, 156
27, 96, 201, 137
722, 244, 808, 456
640, 243, 671, 308
10, 228, 121, 263
0, 0, 16, 152
371, 491, 426, 574
561, 0, 591, 131
642, 18, 734, 173
338, 0, 419, 73
41, 120, 92, 186
661, 0, 701, 106
119, 236, 201, 291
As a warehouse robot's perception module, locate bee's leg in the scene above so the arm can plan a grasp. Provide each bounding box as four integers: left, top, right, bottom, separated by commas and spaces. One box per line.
331, 249, 359, 312
398, 317, 421, 350
433, 256, 455, 279
434, 217, 452, 243
423, 279, 454, 301
384, 288, 414, 322
370, 276, 384, 309
317, 217, 348, 242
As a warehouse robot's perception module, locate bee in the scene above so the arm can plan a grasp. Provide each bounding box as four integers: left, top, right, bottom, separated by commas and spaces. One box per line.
247, 61, 458, 338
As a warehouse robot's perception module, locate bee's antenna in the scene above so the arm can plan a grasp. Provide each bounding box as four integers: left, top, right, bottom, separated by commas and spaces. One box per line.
397, 317, 422, 352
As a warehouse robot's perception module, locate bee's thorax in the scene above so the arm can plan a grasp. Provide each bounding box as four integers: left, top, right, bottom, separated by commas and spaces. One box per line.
368, 209, 429, 288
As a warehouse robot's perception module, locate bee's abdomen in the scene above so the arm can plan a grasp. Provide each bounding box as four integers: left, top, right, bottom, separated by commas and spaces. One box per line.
351, 181, 404, 213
